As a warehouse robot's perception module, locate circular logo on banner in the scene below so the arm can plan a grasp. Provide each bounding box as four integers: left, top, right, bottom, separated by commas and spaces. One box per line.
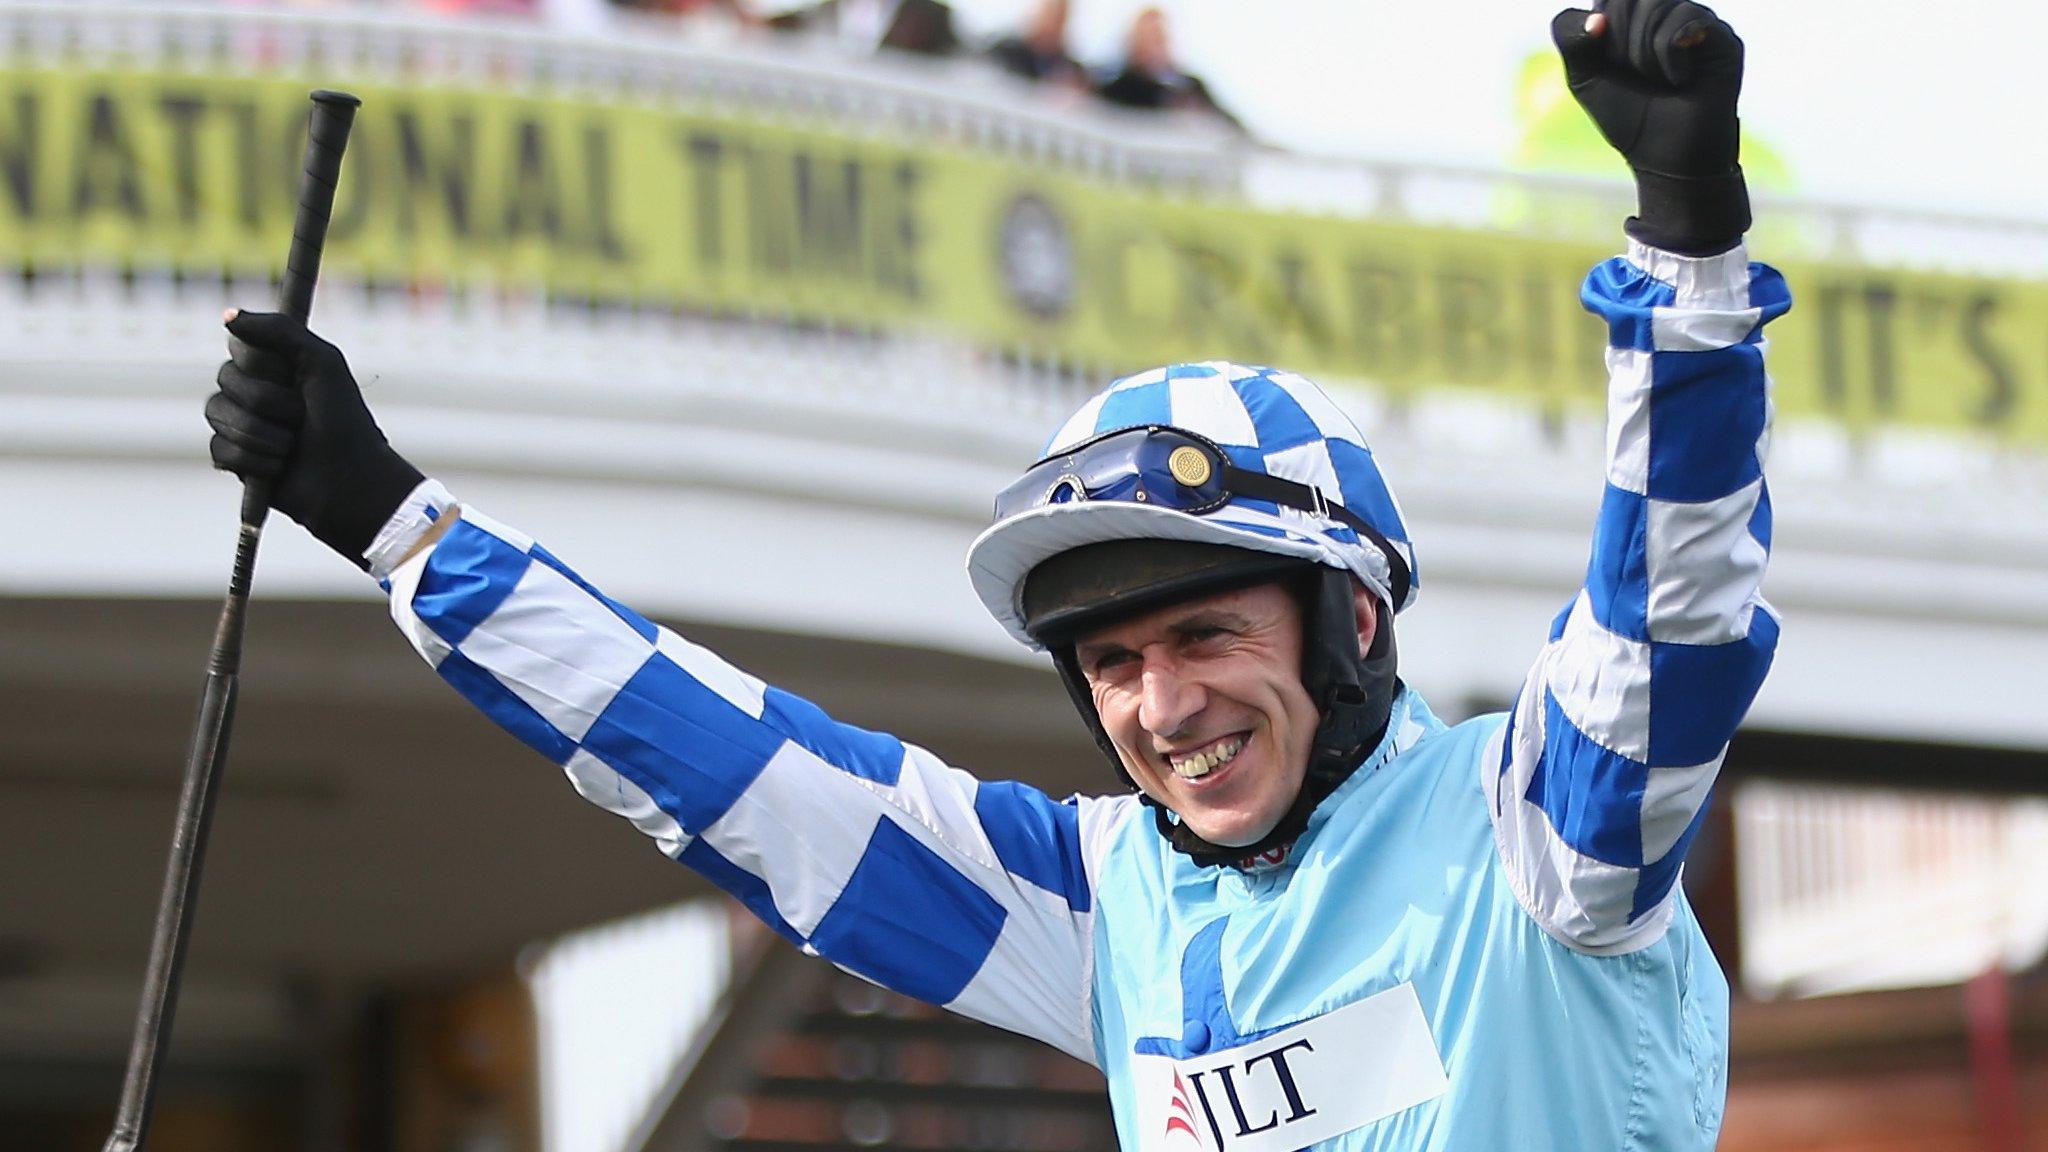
997, 192, 1074, 321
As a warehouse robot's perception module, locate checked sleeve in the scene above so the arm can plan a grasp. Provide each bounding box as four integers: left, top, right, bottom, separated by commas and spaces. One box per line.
1487, 240, 1792, 955
379, 501, 1132, 1062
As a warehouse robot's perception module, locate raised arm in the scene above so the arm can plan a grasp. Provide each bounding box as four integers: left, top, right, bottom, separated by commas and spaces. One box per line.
1486, 0, 1790, 953
1490, 241, 1788, 953
204, 313, 1128, 1063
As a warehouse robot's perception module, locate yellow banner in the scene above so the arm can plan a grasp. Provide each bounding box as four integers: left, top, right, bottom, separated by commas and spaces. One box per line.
1, 65, 2041, 443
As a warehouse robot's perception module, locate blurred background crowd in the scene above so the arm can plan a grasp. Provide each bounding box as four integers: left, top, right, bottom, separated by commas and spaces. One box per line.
235, 0, 1246, 127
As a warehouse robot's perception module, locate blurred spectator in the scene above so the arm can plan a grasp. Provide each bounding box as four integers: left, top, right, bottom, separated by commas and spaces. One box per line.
987, 0, 1082, 87
612, 0, 754, 17
768, 0, 961, 56
1093, 7, 1239, 128
413, 0, 540, 14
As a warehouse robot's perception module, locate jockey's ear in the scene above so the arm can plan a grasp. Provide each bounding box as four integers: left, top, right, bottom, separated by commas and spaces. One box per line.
1353, 582, 1380, 659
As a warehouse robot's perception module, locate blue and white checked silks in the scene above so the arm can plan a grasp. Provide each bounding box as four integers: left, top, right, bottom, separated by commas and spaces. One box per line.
1044, 361, 1418, 608
377, 492, 1131, 1063
969, 360, 1417, 646
376, 239, 1787, 1150
1489, 239, 1791, 953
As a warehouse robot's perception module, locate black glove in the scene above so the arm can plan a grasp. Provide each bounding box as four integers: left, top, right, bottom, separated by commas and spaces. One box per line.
205, 310, 424, 569
1552, 0, 1748, 255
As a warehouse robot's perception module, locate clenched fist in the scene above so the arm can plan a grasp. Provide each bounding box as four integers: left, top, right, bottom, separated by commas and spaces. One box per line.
1552, 0, 1748, 254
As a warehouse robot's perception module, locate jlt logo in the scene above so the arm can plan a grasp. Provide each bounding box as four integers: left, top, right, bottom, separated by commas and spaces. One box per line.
1163, 1039, 1319, 1148
1134, 983, 1448, 1152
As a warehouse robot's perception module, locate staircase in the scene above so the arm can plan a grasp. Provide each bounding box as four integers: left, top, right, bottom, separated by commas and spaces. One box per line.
630, 931, 1115, 1152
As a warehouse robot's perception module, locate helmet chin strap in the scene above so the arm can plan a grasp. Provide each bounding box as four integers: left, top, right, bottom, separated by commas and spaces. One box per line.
1050, 567, 1401, 868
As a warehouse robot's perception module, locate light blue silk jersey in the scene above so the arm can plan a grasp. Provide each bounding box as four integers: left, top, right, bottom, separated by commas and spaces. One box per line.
1091, 690, 1728, 1152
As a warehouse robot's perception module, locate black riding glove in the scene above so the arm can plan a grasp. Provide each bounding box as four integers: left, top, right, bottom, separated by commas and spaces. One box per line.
205, 310, 424, 569
1552, 0, 1749, 255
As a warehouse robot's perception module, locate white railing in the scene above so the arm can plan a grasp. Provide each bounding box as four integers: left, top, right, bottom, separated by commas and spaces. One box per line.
1735, 780, 2048, 999
1246, 150, 2048, 276
0, 1, 1246, 192
11, 3, 2048, 272
9, 1, 2048, 406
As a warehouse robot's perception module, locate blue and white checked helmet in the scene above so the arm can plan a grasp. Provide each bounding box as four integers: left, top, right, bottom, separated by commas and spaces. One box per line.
969, 361, 1418, 648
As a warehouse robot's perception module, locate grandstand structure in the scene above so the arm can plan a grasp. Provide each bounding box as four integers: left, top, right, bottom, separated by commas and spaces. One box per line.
2, 4, 2045, 1150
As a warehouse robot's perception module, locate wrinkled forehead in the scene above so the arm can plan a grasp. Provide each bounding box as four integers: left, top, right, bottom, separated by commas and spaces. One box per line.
1071, 580, 1302, 654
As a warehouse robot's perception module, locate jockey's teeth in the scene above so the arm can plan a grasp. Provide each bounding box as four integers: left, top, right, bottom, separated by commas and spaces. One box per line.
1172, 737, 1245, 779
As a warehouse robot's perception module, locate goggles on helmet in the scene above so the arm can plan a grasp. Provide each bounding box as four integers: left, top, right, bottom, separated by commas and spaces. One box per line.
992, 425, 1412, 607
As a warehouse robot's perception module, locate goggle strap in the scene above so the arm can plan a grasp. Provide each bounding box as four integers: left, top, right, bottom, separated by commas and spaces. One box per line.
1219, 465, 1412, 605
